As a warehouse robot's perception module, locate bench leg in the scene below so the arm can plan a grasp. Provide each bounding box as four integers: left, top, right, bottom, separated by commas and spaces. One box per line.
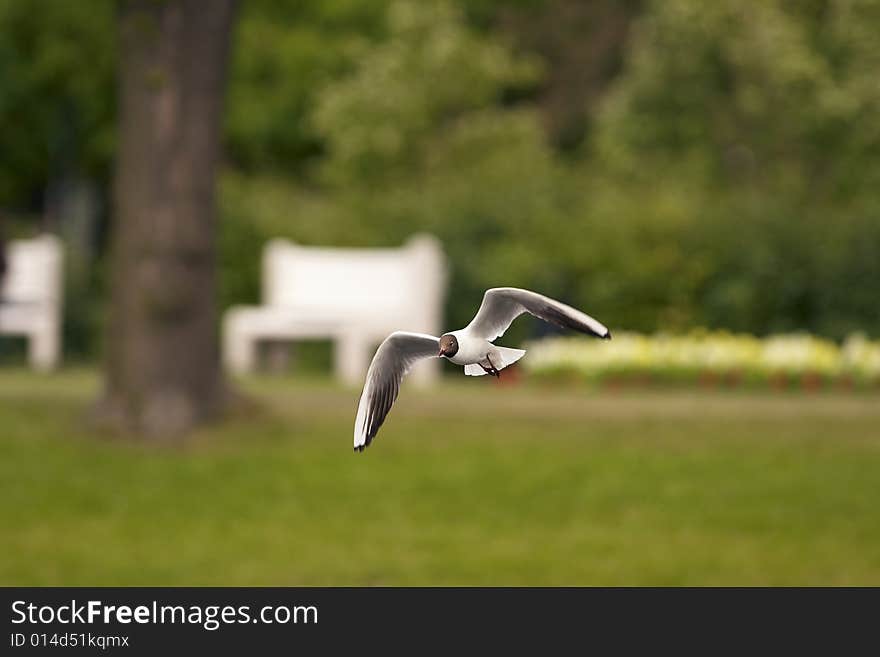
224, 324, 258, 374
335, 334, 369, 386
29, 320, 60, 371
409, 355, 439, 386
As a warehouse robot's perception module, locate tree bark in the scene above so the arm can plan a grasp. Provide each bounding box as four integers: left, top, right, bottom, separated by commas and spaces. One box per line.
500, 0, 638, 150
102, 0, 236, 437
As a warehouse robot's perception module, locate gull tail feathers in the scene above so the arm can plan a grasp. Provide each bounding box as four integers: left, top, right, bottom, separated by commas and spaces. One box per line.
464, 364, 487, 376
494, 346, 526, 369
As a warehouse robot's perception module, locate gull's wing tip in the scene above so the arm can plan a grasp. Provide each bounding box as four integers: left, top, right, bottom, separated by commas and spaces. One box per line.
603, 329, 612, 340
351, 332, 439, 452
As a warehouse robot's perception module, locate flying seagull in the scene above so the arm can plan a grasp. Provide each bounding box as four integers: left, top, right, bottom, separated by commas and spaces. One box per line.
353, 287, 611, 451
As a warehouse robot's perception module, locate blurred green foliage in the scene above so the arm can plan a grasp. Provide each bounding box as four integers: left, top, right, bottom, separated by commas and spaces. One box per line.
588, 0, 880, 337
0, 0, 114, 204
225, 0, 391, 172
1, 0, 879, 359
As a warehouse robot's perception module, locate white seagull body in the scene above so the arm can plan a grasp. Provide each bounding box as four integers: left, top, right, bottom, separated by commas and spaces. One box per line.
353, 287, 611, 451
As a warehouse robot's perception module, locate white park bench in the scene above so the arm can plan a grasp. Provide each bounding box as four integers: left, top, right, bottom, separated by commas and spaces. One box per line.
222, 234, 447, 384
0, 233, 64, 370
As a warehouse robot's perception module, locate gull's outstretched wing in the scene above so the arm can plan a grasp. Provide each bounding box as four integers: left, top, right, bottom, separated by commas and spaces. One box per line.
354, 331, 440, 452
465, 287, 611, 342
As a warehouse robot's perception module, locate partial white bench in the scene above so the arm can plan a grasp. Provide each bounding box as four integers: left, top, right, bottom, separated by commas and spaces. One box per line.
223, 234, 446, 384
0, 234, 64, 370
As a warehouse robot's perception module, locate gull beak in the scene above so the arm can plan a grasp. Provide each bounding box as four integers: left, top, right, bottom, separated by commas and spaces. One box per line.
438, 349, 446, 357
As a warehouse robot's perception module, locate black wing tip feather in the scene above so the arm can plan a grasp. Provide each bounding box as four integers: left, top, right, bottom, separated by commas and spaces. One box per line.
541, 303, 609, 339
354, 379, 400, 453
354, 428, 380, 453
354, 433, 374, 452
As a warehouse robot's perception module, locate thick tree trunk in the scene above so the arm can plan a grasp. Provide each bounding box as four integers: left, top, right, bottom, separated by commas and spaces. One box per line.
102, 0, 236, 437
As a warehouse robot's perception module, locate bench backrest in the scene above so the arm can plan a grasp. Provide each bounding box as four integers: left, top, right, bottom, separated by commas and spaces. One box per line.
1, 234, 63, 306
262, 235, 446, 323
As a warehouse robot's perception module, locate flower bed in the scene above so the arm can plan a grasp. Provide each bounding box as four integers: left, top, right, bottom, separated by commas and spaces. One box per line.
522, 331, 880, 389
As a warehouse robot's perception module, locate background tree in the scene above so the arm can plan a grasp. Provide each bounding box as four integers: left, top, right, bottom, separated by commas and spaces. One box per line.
585, 0, 880, 337
1, 0, 878, 374
100, 0, 237, 436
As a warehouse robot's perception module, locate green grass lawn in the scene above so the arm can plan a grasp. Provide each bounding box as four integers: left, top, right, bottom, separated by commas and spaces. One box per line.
1, 368, 879, 585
